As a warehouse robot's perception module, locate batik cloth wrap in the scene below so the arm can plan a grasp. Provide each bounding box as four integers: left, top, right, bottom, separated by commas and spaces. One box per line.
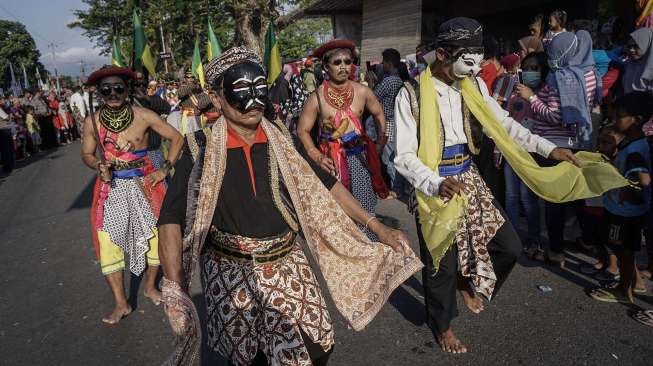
160, 117, 423, 366
416, 68, 632, 296
90, 122, 165, 275
317, 81, 388, 198
202, 228, 334, 365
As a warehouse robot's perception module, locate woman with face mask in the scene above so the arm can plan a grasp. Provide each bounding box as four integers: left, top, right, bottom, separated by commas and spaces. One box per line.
500, 52, 548, 259
516, 31, 600, 266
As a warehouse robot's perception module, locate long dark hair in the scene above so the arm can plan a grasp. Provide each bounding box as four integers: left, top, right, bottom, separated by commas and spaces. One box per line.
550, 10, 568, 30
398, 62, 411, 82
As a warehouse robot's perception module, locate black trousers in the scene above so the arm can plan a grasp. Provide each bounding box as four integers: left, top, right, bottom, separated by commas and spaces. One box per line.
37, 116, 58, 149
417, 203, 521, 334
0, 129, 15, 173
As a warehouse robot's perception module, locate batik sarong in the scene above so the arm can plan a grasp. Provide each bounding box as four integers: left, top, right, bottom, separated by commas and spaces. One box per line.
90, 123, 165, 275
449, 165, 505, 299
202, 228, 334, 365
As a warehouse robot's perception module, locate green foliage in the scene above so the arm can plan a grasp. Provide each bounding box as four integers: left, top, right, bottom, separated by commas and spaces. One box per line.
0, 20, 47, 92
58, 75, 78, 89
278, 18, 330, 60
69, 0, 234, 70
69, 0, 331, 71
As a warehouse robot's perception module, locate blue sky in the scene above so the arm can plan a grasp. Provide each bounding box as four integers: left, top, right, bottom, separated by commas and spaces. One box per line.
1, 0, 108, 76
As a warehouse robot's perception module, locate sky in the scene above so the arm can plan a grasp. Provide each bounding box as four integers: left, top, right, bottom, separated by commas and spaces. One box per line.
1, 0, 108, 77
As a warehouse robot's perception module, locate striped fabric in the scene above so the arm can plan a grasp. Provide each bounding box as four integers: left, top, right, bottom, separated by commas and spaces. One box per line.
530, 70, 597, 145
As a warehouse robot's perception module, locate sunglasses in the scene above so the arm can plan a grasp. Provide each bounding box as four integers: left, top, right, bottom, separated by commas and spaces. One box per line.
331, 58, 352, 66
99, 84, 126, 96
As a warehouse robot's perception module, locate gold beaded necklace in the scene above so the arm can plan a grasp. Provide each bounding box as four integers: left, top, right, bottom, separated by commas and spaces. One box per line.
99, 103, 134, 133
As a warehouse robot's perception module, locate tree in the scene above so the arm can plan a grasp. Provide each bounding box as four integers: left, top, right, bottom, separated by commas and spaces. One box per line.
278, 17, 330, 59
58, 75, 77, 90
0, 20, 47, 92
69, 0, 330, 68
69, 0, 232, 71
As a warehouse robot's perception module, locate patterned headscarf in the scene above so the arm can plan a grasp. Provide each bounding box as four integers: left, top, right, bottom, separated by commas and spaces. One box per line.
204, 47, 263, 88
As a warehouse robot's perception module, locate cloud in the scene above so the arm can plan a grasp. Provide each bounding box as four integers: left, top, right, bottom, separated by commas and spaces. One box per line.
40, 47, 107, 76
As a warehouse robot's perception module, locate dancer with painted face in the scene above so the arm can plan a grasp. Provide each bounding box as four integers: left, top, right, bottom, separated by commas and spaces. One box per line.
297, 40, 389, 241
81, 65, 183, 325
394, 18, 626, 354
157, 47, 422, 365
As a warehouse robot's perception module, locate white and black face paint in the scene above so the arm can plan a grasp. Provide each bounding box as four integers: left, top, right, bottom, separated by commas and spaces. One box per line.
222, 61, 268, 112
451, 52, 484, 78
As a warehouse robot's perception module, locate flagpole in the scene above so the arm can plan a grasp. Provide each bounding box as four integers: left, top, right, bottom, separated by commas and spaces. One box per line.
159, 23, 169, 74
48, 43, 61, 94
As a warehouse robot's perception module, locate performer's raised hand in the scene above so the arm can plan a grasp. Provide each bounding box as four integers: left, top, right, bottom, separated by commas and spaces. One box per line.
371, 220, 408, 254
145, 169, 167, 185
549, 147, 581, 167
438, 177, 465, 199
309, 148, 337, 176
96, 162, 112, 182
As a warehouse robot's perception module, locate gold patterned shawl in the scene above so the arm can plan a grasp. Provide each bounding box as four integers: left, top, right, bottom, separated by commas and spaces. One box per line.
162, 117, 423, 365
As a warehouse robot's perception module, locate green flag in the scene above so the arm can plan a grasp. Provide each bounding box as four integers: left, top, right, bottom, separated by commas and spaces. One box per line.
263, 22, 282, 86
192, 38, 206, 88
132, 8, 156, 75
206, 20, 222, 61
111, 37, 125, 67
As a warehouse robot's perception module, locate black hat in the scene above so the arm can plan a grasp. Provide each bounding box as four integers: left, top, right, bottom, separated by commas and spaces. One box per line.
436, 17, 483, 49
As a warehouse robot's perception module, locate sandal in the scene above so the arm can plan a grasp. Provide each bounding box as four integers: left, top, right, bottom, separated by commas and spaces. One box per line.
580, 263, 603, 275
595, 270, 620, 282
589, 288, 631, 304
632, 310, 653, 328
602, 281, 647, 294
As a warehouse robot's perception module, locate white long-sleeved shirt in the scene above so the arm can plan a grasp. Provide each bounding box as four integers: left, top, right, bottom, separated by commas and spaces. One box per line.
69, 92, 88, 118
394, 76, 556, 197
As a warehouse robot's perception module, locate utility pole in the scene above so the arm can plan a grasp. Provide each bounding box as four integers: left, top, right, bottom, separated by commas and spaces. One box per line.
48, 43, 61, 93
159, 23, 169, 74
79, 60, 86, 85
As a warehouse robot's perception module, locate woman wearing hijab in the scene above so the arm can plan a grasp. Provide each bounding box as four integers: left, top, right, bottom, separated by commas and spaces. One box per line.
516, 31, 599, 266
623, 27, 653, 94
624, 27, 653, 286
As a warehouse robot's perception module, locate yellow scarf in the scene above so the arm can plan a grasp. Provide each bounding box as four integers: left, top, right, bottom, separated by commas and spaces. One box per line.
416, 68, 630, 269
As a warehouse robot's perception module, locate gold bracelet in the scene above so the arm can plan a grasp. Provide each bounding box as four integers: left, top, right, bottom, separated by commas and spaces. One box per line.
364, 216, 377, 231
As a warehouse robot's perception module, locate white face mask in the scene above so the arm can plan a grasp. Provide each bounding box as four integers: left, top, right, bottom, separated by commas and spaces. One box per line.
452, 53, 484, 78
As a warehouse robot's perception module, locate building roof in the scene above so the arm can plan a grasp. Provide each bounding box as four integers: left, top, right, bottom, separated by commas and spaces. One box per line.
303, 0, 363, 15
302, 0, 557, 17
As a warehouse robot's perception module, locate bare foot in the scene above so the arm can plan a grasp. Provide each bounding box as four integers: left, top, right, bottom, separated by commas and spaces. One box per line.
436, 328, 468, 354
460, 288, 484, 314
102, 304, 132, 325
144, 288, 162, 306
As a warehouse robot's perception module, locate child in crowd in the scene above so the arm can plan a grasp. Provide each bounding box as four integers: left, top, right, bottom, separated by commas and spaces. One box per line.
590, 91, 653, 303
492, 53, 521, 105
24, 106, 41, 153
580, 129, 623, 280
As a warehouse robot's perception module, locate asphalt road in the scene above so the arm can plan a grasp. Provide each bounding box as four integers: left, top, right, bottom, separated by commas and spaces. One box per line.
1, 142, 652, 366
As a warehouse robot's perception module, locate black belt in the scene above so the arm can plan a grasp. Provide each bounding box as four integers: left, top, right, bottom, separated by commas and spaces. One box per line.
208, 231, 297, 265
